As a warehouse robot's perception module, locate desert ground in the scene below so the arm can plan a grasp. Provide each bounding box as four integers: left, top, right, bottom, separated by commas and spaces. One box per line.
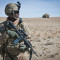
0, 17, 60, 60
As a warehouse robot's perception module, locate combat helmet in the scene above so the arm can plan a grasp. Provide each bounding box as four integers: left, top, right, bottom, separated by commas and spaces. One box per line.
5, 2, 21, 16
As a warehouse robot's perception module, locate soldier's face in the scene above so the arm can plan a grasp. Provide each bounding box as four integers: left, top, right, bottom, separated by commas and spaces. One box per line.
13, 11, 19, 19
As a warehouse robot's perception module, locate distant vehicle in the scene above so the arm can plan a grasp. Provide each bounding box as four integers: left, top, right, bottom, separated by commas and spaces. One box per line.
42, 13, 50, 18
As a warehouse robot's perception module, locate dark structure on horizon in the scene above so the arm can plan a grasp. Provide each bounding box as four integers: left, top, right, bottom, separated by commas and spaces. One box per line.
42, 13, 50, 18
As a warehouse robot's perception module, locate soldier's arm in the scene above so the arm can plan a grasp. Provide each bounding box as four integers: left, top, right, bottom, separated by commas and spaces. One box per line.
0, 23, 4, 33
20, 22, 31, 39
0, 23, 9, 43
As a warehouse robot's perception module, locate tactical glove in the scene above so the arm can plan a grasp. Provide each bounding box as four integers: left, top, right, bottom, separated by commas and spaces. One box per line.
19, 44, 26, 51
7, 30, 19, 38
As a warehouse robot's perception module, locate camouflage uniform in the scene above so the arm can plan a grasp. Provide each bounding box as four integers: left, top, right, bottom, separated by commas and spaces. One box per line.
0, 2, 31, 60
0, 18, 31, 60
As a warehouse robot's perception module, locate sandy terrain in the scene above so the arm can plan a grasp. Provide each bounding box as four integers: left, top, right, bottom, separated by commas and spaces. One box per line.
0, 17, 60, 60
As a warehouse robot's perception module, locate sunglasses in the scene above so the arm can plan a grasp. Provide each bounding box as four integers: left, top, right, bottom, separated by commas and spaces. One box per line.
14, 11, 19, 14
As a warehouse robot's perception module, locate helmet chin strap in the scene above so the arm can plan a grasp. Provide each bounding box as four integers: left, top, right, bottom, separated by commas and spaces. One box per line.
8, 16, 16, 22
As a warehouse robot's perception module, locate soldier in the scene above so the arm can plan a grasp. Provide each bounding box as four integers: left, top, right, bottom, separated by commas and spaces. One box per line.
0, 2, 31, 60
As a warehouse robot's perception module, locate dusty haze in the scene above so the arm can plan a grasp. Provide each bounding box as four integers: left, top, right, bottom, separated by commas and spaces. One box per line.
0, 17, 60, 60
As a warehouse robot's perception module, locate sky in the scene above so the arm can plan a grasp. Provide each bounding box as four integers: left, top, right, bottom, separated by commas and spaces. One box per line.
0, 0, 60, 18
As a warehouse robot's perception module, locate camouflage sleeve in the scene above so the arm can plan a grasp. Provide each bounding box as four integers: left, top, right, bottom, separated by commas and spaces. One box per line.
20, 22, 31, 38
0, 22, 9, 44
0, 22, 4, 33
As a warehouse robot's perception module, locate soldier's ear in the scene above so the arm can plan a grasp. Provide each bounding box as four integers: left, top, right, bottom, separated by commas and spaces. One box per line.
10, 10, 14, 16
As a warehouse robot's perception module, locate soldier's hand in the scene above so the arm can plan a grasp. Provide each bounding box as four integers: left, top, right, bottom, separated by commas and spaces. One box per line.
19, 44, 26, 51
6, 30, 19, 38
